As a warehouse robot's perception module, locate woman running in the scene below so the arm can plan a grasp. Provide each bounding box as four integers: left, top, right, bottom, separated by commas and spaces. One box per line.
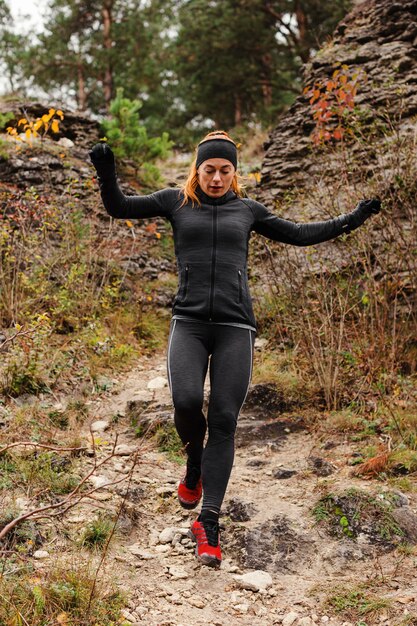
89, 131, 380, 568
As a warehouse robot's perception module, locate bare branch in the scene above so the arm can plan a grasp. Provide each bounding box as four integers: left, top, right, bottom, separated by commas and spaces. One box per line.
0, 432, 145, 541
0, 442, 87, 455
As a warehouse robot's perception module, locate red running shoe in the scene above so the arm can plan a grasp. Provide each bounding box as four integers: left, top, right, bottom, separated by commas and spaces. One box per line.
189, 519, 222, 567
177, 466, 202, 509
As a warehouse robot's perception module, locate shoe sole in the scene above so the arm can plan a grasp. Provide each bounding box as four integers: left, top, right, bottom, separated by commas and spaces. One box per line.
187, 530, 221, 568
178, 495, 201, 510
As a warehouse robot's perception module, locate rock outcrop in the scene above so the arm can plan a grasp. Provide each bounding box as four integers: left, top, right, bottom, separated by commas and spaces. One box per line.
259, 0, 417, 206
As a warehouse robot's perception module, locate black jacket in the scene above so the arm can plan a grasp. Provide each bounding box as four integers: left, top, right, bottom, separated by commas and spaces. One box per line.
98, 178, 369, 330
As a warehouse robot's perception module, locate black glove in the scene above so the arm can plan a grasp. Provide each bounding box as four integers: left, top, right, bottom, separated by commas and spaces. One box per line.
348, 197, 381, 230
89, 142, 116, 180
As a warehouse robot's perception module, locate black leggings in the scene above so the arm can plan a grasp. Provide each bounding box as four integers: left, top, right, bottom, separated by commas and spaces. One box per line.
167, 319, 255, 515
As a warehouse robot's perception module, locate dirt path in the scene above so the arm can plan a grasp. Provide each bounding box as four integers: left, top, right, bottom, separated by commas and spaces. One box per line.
77, 350, 417, 626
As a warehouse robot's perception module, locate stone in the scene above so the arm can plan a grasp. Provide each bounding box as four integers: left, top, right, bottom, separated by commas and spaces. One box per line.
226, 497, 257, 522
156, 485, 175, 496
127, 544, 155, 560
254, 337, 268, 349
159, 527, 179, 544
33, 550, 49, 559
90, 420, 110, 432
14, 497, 30, 511
58, 137, 74, 148
89, 475, 110, 489
114, 444, 136, 456
233, 570, 273, 592
282, 612, 299, 626
155, 544, 170, 553
273, 468, 297, 479
188, 597, 205, 609
234, 603, 249, 613
147, 376, 168, 390
114, 462, 129, 473
93, 491, 112, 501
168, 565, 188, 579
391, 507, 417, 543
390, 490, 409, 507
121, 609, 137, 623
299, 618, 314, 626
308, 456, 335, 477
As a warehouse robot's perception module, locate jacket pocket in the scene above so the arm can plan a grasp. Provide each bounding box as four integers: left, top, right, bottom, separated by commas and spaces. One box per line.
180, 263, 189, 302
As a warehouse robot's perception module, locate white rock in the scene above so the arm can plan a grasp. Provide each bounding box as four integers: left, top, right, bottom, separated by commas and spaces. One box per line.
58, 137, 74, 148
188, 597, 205, 609
159, 527, 179, 544
234, 603, 249, 613
93, 491, 112, 501
320, 618, 330, 624
90, 420, 110, 432
121, 609, 137, 623
89, 475, 110, 489
127, 544, 155, 560
33, 550, 49, 559
282, 612, 299, 626
233, 570, 273, 592
14, 497, 30, 511
147, 376, 168, 390
114, 462, 129, 473
254, 337, 268, 349
299, 618, 314, 626
156, 485, 175, 496
167, 592, 182, 604
168, 565, 188, 579
114, 444, 136, 456
155, 544, 170, 553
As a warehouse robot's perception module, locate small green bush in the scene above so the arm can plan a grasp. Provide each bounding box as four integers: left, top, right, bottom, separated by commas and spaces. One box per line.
80, 514, 114, 549
101, 87, 173, 180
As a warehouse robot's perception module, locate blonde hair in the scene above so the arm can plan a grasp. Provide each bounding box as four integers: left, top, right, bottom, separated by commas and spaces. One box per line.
180, 130, 243, 207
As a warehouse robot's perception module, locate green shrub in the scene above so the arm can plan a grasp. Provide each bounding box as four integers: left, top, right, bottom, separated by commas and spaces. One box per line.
101, 87, 173, 175
80, 514, 114, 549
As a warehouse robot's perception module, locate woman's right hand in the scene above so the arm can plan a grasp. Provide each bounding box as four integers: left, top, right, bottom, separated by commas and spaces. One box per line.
89, 142, 116, 179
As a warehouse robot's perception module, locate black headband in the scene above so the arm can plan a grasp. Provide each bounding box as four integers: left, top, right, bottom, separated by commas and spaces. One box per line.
196, 138, 238, 169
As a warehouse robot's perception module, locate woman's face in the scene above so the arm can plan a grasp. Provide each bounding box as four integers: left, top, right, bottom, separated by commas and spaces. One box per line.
197, 158, 235, 198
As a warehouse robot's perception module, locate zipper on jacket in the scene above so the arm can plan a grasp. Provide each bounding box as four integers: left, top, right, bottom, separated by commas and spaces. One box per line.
208, 206, 218, 320
182, 264, 189, 300
238, 269, 242, 303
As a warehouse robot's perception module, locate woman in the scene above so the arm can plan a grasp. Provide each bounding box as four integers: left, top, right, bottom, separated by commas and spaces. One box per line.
89, 131, 380, 568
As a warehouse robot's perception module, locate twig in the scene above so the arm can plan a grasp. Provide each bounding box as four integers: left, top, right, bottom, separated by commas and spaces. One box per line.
374, 387, 407, 445
0, 432, 144, 541
86, 443, 142, 614
0, 441, 87, 455
0, 326, 38, 352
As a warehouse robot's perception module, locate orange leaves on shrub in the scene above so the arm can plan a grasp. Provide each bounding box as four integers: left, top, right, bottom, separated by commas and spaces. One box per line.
6, 108, 65, 148
304, 64, 366, 146
145, 222, 161, 239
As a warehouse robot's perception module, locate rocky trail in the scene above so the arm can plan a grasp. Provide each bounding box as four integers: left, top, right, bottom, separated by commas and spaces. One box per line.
41, 343, 416, 626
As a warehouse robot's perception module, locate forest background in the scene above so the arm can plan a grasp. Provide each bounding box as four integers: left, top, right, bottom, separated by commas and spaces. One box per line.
0, 0, 352, 142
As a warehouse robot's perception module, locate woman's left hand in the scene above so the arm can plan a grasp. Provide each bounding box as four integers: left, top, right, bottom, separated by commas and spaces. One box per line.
357, 198, 381, 215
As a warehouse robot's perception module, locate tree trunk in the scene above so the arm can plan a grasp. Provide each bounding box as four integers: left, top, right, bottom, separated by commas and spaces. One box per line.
77, 61, 87, 111
260, 52, 273, 109
102, 0, 114, 110
294, 0, 310, 62
234, 94, 242, 126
